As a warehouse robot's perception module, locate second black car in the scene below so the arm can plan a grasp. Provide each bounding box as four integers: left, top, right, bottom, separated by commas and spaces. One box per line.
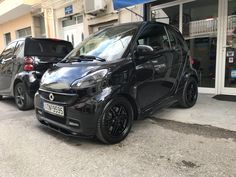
0, 37, 73, 110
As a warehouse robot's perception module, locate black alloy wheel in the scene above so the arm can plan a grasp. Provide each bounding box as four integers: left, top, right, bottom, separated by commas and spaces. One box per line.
97, 97, 134, 144
14, 82, 33, 110
179, 77, 198, 108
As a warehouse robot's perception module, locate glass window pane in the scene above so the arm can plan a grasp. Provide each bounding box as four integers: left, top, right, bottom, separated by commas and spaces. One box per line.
183, 0, 218, 88
151, 5, 179, 29
225, 0, 236, 88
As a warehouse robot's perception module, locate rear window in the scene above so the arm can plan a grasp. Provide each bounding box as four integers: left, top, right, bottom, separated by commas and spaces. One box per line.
25, 39, 73, 58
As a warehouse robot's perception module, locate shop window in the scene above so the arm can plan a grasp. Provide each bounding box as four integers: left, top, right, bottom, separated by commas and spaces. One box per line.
183, 0, 218, 88
224, 0, 236, 88
4, 33, 11, 46
16, 27, 32, 38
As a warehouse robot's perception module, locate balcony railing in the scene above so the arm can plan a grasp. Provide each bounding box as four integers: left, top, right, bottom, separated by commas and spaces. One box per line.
187, 15, 236, 37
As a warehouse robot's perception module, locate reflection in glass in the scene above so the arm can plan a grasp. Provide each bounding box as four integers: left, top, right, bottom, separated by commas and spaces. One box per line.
225, 0, 236, 88
183, 0, 218, 88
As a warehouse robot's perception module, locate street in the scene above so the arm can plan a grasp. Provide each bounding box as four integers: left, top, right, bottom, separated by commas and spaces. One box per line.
0, 97, 235, 177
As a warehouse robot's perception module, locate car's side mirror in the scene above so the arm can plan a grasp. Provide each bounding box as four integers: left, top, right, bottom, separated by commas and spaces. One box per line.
136, 45, 154, 57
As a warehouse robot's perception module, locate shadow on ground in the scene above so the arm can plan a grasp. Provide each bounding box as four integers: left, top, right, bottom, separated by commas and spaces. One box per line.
149, 117, 236, 142
0, 97, 17, 108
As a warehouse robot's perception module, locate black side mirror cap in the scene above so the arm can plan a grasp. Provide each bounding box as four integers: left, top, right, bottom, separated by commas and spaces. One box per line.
136, 45, 154, 57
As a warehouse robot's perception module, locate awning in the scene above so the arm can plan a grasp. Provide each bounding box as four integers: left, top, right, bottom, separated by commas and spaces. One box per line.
113, 0, 154, 10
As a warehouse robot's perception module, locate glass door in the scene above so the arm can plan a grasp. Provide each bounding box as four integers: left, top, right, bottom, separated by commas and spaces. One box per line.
220, 0, 236, 95
183, 0, 218, 91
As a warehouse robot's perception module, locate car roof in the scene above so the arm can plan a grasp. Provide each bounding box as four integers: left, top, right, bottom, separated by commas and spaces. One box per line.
8, 37, 71, 45
110, 21, 180, 33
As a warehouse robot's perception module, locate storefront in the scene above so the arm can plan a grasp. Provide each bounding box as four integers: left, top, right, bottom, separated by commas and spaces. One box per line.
144, 0, 236, 95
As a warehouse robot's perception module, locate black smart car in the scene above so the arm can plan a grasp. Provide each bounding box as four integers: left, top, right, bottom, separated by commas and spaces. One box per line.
35, 22, 198, 144
0, 37, 73, 110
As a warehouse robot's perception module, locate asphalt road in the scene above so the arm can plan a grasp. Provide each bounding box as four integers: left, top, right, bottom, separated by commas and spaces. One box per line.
0, 97, 235, 177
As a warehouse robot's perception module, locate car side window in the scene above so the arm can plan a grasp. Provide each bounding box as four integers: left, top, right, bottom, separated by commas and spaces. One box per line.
0, 42, 17, 60
167, 27, 188, 54
166, 28, 178, 50
14, 41, 24, 57
138, 24, 170, 52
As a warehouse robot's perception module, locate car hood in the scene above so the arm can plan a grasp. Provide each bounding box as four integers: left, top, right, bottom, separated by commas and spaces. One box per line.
40, 62, 108, 91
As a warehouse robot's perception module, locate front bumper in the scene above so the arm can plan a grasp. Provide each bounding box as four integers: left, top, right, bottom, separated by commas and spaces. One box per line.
34, 92, 102, 137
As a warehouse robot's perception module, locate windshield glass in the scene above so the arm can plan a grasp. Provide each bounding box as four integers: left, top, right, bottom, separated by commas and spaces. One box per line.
66, 24, 138, 62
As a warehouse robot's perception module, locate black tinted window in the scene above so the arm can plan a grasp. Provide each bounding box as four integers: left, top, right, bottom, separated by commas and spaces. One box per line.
138, 24, 170, 51
25, 39, 73, 58
167, 28, 188, 53
14, 41, 24, 56
0, 42, 17, 59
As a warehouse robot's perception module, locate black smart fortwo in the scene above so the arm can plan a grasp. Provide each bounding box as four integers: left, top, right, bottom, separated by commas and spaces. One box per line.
35, 22, 198, 144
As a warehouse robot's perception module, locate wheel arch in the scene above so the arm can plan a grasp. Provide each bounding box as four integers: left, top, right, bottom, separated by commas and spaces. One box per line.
117, 93, 139, 120
13, 78, 23, 96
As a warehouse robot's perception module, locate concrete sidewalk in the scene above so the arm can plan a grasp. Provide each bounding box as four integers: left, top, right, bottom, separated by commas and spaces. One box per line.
153, 94, 236, 132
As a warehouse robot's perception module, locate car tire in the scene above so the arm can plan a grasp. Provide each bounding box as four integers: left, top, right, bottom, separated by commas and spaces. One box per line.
14, 82, 34, 110
178, 77, 198, 108
0, 95, 3, 100
96, 97, 134, 144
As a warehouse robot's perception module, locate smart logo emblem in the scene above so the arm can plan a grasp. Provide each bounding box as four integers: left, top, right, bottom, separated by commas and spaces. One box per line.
49, 93, 55, 101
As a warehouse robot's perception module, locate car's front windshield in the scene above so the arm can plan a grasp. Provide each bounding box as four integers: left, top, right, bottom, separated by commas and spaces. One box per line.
66, 24, 138, 62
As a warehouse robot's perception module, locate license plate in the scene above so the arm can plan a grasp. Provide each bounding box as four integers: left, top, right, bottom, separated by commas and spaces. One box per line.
43, 102, 64, 117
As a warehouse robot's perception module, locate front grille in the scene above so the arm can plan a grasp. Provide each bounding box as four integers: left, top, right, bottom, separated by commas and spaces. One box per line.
39, 89, 78, 105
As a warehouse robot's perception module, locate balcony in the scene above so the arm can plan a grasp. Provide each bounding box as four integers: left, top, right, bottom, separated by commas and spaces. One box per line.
187, 15, 236, 38
0, 0, 40, 24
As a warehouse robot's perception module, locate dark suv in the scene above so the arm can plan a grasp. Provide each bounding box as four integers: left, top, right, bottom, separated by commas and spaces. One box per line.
0, 37, 73, 110
35, 22, 198, 144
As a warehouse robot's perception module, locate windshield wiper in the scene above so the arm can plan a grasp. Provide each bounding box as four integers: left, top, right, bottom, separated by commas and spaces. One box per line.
79, 55, 106, 62
61, 55, 106, 63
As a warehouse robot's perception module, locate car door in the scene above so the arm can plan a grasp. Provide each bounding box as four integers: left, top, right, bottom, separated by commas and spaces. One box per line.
0, 42, 17, 93
134, 23, 174, 109
165, 27, 187, 88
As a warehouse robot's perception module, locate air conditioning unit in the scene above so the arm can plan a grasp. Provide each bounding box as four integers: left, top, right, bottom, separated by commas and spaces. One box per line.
84, 0, 106, 15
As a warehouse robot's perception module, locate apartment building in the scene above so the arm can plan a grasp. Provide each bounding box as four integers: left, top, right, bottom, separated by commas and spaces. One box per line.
0, 0, 143, 50
0, 0, 47, 51
41, 0, 143, 47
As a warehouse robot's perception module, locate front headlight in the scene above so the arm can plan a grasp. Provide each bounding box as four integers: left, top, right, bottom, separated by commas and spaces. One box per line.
71, 69, 108, 89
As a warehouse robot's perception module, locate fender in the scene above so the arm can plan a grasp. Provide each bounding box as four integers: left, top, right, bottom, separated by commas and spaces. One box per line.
11, 71, 40, 97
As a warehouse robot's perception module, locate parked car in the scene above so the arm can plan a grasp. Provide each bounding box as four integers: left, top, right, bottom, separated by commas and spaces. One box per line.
0, 37, 73, 110
35, 22, 198, 144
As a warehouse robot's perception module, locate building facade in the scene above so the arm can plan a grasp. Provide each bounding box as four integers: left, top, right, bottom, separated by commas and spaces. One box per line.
41, 0, 143, 47
143, 0, 236, 95
0, 0, 45, 50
